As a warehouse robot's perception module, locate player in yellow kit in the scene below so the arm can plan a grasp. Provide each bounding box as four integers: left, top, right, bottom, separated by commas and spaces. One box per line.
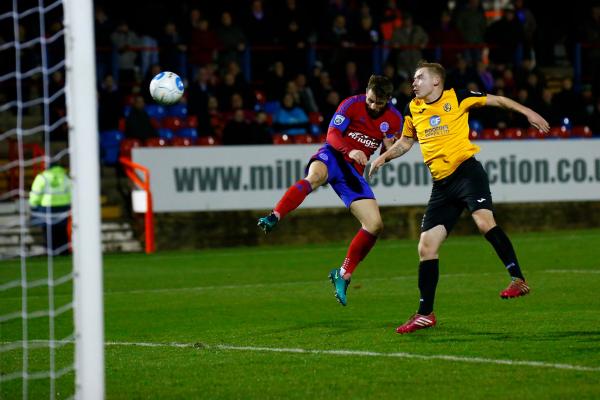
369, 61, 550, 334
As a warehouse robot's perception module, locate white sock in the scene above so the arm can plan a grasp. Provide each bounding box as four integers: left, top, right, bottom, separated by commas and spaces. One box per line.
339, 267, 347, 277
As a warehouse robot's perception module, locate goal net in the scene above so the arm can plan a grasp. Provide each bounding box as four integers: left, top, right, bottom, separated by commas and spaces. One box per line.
1, 0, 104, 398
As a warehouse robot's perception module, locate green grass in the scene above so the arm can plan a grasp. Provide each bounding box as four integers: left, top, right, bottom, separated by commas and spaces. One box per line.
2, 229, 600, 399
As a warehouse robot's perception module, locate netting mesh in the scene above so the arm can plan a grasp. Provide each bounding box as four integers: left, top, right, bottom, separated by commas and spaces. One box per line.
1, 0, 76, 398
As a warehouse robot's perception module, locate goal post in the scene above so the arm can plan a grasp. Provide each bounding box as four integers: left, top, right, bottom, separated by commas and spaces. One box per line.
63, 0, 105, 398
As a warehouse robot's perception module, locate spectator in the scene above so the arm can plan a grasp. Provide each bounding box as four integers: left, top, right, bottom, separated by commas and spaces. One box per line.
110, 21, 139, 86
294, 73, 319, 113
222, 109, 252, 145
125, 95, 157, 141
338, 61, 363, 99
429, 10, 464, 67
158, 22, 187, 73
94, 6, 114, 83
273, 93, 309, 135
390, 13, 429, 79
98, 74, 121, 131
188, 18, 219, 72
187, 67, 215, 135
264, 61, 288, 102
485, 5, 525, 66
249, 111, 274, 144
455, 0, 487, 63
216, 11, 247, 68
320, 90, 340, 132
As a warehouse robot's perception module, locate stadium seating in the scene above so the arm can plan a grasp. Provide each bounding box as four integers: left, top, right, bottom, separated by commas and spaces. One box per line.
162, 116, 185, 131
119, 138, 142, 160
469, 129, 479, 140
177, 127, 199, 140
186, 115, 198, 129
145, 137, 169, 147
197, 136, 217, 146
526, 127, 546, 139
272, 133, 292, 144
549, 126, 571, 139
145, 104, 166, 119
100, 130, 124, 165
572, 125, 592, 138
504, 128, 524, 139
157, 128, 174, 140
481, 128, 502, 140
171, 137, 194, 146
166, 104, 188, 118
118, 117, 126, 132
263, 101, 280, 115
292, 134, 317, 144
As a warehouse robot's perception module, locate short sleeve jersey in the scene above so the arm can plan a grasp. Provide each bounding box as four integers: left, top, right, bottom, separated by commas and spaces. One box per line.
402, 88, 487, 180
327, 95, 403, 174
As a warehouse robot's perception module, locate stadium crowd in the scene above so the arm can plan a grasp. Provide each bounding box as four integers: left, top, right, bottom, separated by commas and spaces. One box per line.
1, 0, 600, 152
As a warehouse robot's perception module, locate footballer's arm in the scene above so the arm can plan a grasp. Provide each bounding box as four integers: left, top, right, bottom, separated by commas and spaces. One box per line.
485, 94, 550, 133
368, 135, 415, 177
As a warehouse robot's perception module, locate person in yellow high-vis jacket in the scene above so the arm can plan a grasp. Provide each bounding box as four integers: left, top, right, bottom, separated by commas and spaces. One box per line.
29, 163, 72, 255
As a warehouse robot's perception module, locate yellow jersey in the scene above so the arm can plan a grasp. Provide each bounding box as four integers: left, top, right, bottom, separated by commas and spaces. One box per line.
402, 88, 487, 180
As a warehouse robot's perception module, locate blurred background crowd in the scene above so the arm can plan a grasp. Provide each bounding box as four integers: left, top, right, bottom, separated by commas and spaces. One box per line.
1, 0, 600, 150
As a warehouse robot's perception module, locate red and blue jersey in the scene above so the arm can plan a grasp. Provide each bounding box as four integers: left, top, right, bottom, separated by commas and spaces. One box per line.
326, 94, 403, 174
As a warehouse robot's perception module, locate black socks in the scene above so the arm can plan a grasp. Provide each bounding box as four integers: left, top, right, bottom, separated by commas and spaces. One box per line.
485, 226, 525, 280
417, 259, 439, 315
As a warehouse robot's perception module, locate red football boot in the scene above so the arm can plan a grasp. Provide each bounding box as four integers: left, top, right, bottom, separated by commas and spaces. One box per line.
395, 313, 437, 334
500, 278, 530, 299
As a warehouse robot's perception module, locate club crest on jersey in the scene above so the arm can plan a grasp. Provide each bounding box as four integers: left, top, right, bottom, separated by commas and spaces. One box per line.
429, 115, 441, 127
379, 121, 389, 133
443, 102, 452, 112
318, 153, 329, 161
333, 114, 345, 125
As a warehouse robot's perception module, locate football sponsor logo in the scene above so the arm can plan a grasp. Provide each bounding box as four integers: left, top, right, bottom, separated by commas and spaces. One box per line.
379, 121, 389, 133
477, 198, 486, 203
443, 102, 452, 112
417, 108, 426, 113
429, 115, 441, 127
470, 90, 483, 95
347, 131, 379, 149
333, 114, 346, 125
319, 153, 329, 161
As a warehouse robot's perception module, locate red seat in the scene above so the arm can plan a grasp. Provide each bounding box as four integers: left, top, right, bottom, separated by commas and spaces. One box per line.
197, 136, 216, 146
162, 116, 185, 131
504, 128, 524, 140
572, 125, 592, 138
171, 137, 194, 146
317, 133, 328, 143
469, 129, 479, 140
186, 115, 198, 129
526, 127, 545, 139
254, 89, 266, 105
119, 138, 142, 159
549, 126, 570, 139
292, 134, 316, 144
272, 133, 292, 145
308, 111, 324, 125
482, 128, 502, 140
145, 137, 169, 147
150, 117, 161, 130
118, 117, 126, 132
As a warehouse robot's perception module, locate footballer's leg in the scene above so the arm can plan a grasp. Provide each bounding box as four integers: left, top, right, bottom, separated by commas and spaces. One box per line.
329, 199, 381, 306
257, 161, 327, 233
472, 209, 530, 298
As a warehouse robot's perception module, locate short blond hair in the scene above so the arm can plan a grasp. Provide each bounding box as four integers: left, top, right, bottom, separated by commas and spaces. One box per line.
416, 60, 446, 84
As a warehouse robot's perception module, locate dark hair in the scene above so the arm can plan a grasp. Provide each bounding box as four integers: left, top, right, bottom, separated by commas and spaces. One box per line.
415, 60, 446, 84
367, 75, 393, 98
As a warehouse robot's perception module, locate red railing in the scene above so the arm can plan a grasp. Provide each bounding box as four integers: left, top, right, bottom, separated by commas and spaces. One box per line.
119, 156, 155, 254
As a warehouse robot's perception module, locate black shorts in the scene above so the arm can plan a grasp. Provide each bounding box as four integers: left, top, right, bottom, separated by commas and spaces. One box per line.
421, 157, 493, 233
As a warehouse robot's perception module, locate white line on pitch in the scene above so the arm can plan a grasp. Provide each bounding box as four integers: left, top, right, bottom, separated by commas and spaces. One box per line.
105, 341, 600, 373
545, 269, 600, 274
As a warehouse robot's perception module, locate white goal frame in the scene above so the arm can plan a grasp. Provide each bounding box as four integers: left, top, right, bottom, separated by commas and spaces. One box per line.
63, 0, 105, 398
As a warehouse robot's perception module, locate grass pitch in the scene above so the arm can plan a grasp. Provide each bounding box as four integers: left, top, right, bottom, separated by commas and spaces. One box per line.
1, 229, 600, 399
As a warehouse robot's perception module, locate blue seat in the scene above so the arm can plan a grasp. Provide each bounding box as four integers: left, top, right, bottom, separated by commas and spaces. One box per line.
263, 101, 280, 115
166, 104, 188, 118
158, 128, 174, 140
144, 104, 166, 119
176, 127, 198, 139
100, 130, 124, 165
123, 105, 131, 117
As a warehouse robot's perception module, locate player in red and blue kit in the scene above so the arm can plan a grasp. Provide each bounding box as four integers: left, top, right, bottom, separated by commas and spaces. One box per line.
257, 75, 403, 306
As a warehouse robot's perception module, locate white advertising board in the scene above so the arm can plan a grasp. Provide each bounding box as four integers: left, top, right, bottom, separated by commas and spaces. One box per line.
132, 140, 600, 212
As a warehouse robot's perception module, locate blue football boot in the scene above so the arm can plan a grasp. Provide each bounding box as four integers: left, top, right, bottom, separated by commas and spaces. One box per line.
257, 213, 278, 234
329, 268, 350, 306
